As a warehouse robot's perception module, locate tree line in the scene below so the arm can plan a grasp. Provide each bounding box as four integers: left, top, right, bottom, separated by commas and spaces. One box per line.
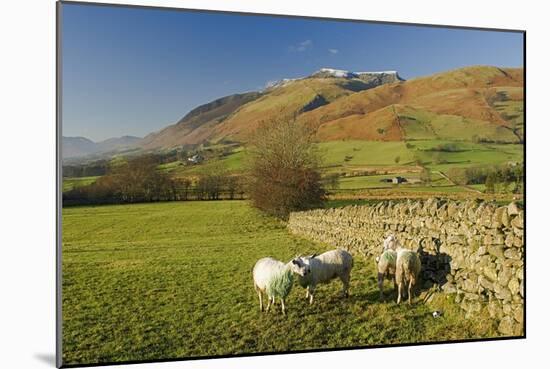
63, 156, 245, 206
447, 163, 524, 194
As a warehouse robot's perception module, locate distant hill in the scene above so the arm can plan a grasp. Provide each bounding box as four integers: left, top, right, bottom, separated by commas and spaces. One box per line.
78, 65, 523, 156
138, 68, 404, 149
97, 135, 142, 152
62, 135, 141, 159
139, 65, 523, 149
63, 136, 98, 159
139, 92, 262, 150
296, 66, 523, 143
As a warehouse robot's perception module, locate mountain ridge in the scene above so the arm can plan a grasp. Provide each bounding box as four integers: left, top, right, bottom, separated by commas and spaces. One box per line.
62, 135, 141, 159
140, 67, 408, 149
68, 65, 524, 157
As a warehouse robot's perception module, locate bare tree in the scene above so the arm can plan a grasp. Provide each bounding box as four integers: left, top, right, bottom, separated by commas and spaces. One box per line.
247, 117, 325, 218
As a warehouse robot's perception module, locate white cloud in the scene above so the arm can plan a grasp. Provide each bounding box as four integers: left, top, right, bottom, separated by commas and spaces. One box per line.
328, 48, 339, 54
290, 39, 312, 52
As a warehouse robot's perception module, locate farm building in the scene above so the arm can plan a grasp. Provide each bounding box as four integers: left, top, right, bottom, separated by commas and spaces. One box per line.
392, 176, 407, 184
187, 154, 204, 164
380, 176, 408, 184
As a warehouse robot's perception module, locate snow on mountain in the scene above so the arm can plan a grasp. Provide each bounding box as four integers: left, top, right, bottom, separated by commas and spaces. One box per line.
357, 71, 398, 75
310, 68, 404, 81
264, 78, 301, 90
316, 68, 357, 78
264, 68, 404, 91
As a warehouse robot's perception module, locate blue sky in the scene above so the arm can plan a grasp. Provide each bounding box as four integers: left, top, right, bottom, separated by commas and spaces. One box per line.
62, 3, 524, 141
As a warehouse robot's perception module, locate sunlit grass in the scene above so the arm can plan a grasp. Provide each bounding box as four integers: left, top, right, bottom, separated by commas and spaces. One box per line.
62, 201, 499, 366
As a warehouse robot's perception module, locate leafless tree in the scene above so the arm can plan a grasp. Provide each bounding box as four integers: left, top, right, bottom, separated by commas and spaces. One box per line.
247, 117, 325, 218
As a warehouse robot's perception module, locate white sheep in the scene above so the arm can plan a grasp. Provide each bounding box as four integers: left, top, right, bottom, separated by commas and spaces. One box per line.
252, 257, 307, 315
375, 249, 397, 300
395, 249, 422, 304
382, 234, 422, 304
383, 234, 402, 251
292, 249, 353, 304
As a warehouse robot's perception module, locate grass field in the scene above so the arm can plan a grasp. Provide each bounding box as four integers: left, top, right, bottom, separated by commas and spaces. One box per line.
64, 138, 522, 200
63, 176, 99, 192
166, 139, 522, 186
318, 140, 417, 167
62, 201, 499, 366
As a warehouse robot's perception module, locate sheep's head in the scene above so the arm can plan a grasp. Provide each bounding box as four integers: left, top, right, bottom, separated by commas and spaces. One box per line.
290, 256, 311, 277
383, 234, 399, 251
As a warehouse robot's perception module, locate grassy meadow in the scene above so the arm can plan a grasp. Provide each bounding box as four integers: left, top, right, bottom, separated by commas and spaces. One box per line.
63, 138, 523, 202
164, 139, 523, 196
63, 176, 99, 192
62, 201, 499, 365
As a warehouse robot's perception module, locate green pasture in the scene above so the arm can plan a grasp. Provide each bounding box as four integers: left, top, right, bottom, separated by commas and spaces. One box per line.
398, 107, 519, 142
336, 171, 451, 190
318, 140, 416, 167
62, 201, 499, 366
63, 176, 99, 192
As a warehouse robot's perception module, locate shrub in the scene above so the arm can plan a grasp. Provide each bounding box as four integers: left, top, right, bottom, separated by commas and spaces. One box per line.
247, 118, 325, 218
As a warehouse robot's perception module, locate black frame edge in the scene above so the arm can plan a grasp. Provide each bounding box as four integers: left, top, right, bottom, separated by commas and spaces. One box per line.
56, 1, 64, 367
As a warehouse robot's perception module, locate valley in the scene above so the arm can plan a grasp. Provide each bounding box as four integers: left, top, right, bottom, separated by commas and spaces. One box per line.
63, 65, 524, 202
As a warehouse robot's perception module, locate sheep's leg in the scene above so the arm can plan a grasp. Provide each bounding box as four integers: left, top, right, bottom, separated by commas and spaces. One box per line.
266, 296, 272, 313
281, 298, 286, 315
305, 287, 310, 299
258, 291, 263, 312
378, 273, 384, 301
397, 282, 402, 304
340, 273, 350, 298
408, 276, 416, 305
308, 286, 315, 305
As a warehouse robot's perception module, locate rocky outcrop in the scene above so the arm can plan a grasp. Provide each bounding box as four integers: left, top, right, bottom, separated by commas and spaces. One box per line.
288, 198, 524, 336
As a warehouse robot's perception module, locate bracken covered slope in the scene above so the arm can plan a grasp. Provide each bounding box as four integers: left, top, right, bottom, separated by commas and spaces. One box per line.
139, 65, 523, 149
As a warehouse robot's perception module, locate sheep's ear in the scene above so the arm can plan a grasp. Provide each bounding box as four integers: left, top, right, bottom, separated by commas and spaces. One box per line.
292, 259, 299, 265
310, 253, 317, 259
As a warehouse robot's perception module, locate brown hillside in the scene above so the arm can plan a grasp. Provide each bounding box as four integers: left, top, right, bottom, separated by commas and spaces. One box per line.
211, 77, 374, 142
139, 65, 524, 149
139, 92, 262, 150
316, 105, 403, 141
296, 66, 523, 142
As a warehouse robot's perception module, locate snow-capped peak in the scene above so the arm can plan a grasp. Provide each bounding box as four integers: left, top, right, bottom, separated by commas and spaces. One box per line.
357, 70, 399, 75
310, 68, 403, 81
264, 78, 300, 90
316, 68, 358, 78
263, 68, 403, 91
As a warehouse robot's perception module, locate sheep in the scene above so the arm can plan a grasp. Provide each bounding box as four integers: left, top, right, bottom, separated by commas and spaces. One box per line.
292, 249, 353, 304
252, 257, 307, 315
375, 249, 397, 300
383, 234, 402, 251
382, 234, 421, 304
395, 249, 422, 304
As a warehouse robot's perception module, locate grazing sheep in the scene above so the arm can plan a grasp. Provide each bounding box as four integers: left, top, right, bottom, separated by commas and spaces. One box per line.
395, 249, 422, 305
252, 257, 307, 315
292, 249, 353, 304
375, 249, 397, 300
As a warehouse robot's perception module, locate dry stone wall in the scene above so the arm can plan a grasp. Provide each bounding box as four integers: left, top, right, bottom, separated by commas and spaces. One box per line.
288, 198, 524, 336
